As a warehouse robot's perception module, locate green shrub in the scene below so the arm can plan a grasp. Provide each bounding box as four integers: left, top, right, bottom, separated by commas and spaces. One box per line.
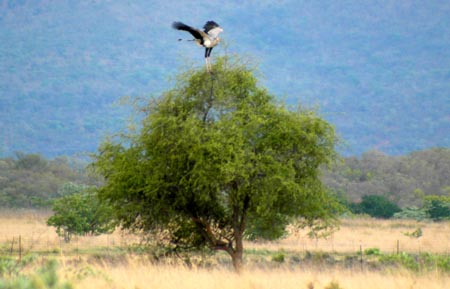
0, 260, 72, 289
0, 255, 38, 278
364, 248, 381, 256
379, 252, 450, 273
324, 281, 344, 289
379, 252, 419, 271
393, 207, 428, 221
403, 227, 423, 238
0, 258, 18, 277
351, 195, 401, 219
423, 195, 450, 221
271, 252, 285, 263
436, 255, 450, 272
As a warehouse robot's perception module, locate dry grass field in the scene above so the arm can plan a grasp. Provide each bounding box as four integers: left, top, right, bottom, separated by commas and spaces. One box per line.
0, 209, 138, 253
1, 210, 450, 289
69, 259, 449, 289
1, 210, 449, 255
250, 218, 450, 254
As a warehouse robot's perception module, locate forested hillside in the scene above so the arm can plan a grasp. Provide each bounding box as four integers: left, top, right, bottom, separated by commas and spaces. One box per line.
0, 152, 99, 207
323, 148, 450, 207
1, 1, 449, 157
1, 148, 448, 209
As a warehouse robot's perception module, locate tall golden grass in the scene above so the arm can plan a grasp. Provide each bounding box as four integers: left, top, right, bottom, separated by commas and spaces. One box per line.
68, 258, 449, 289
248, 218, 450, 254
0, 209, 137, 252
1, 210, 450, 289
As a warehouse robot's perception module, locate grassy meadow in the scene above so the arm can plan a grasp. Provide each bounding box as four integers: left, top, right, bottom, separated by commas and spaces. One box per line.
1, 210, 449, 289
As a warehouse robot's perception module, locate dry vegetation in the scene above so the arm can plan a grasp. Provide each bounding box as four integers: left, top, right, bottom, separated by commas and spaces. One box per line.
69, 260, 449, 289
2, 210, 449, 255
1, 210, 450, 289
250, 218, 450, 254
0, 209, 137, 253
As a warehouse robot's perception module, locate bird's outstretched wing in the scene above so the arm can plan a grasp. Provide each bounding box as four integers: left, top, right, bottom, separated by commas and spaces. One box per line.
172, 22, 204, 40
203, 21, 222, 38
203, 21, 220, 32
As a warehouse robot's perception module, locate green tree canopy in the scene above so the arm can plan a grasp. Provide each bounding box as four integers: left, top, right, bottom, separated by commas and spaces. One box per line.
47, 184, 115, 242
93, 56, 340, 271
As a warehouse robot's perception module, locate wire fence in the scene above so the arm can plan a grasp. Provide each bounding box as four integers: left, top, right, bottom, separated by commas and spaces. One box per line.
1, 233, 141, 259
2, 232, 449, 261
1, 211, 449, 262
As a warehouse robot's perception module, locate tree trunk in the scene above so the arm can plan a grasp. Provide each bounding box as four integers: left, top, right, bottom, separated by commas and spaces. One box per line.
229, 194, 248, 273
230, 232, 244, 272
231, 252, 243, 272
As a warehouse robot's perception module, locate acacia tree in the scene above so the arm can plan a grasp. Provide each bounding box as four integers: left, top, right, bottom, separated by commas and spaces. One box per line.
94, 56, 340, 271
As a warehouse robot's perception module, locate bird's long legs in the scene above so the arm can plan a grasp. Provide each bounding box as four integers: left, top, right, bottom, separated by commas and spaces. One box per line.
205, 48, 213, 72
205, 57, 211, 72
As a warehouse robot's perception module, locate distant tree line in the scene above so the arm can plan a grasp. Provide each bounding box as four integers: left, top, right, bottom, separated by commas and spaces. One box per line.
1, 148, 449, 221
323, 148, 450, 207
0, 152, 100, 208
324, 148, 450, 220
341, 194, 450, 221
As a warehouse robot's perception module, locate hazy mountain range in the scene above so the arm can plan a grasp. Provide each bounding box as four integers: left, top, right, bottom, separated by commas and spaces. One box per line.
1, 0, 449, 157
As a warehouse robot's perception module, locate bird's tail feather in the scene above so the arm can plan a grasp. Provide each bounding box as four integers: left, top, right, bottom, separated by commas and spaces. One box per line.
172, 22, 191, 31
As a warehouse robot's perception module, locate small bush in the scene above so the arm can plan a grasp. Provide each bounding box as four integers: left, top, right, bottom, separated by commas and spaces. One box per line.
0, 260, 72, 289
290, 255, 301, 263
271, 252, 285, 263
380, 252, 419, 271
378, 252, 450, 273
393, 207, 428, 221
0, 255, 38, 278
364, 248, 381, 256
403, 227, 423, 238
324, 281, 344, 289
423, 196, 450, 221
436, 255, 450, 272
304, 251, 336, 265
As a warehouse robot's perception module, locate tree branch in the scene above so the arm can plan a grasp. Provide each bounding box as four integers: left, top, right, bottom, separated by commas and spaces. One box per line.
191, 216, 234, 255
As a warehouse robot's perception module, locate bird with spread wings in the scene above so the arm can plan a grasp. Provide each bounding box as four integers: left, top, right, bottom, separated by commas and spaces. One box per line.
172, 21, 224, 72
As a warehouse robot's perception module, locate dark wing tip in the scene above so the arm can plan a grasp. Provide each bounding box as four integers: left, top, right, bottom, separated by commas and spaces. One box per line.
172, 21, 184, 30
172, 22, 203, 40
172, 21, 194, 31
203, 21, 220, 32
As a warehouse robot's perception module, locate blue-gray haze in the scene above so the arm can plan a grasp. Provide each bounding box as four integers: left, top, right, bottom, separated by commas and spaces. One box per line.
1, 0, 449, 157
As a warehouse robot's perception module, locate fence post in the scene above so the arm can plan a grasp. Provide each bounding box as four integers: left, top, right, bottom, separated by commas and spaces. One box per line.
10, 237, 15, 255
359, 244, 363, 271
19, 235, 22, 261
397, 240, 400, 254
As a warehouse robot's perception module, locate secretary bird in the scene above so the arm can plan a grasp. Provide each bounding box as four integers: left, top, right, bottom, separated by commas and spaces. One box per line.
172, 21, 223, 72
